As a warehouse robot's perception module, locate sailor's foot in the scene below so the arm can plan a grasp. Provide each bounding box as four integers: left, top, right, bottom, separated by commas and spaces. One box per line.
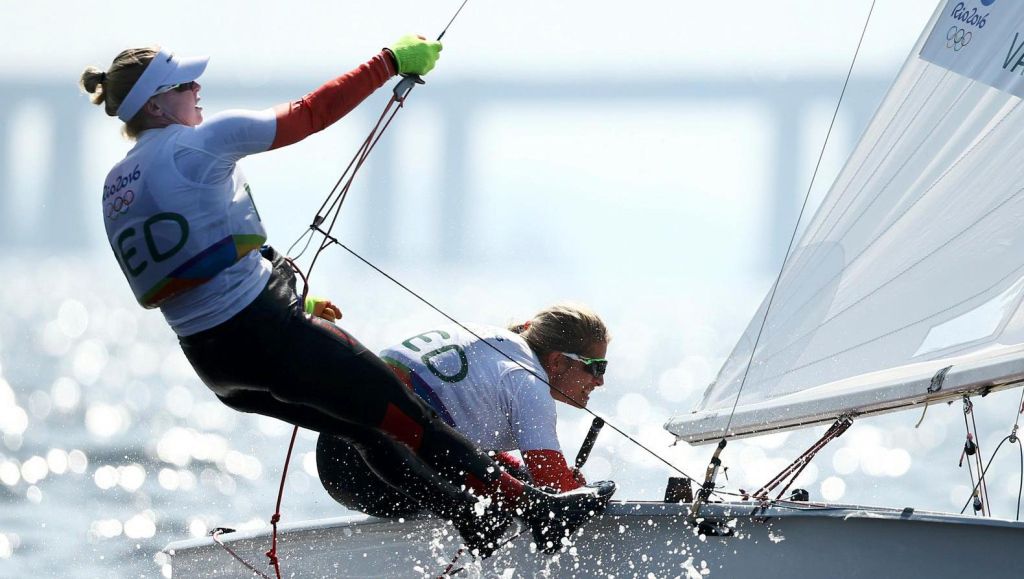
523, 480, 616, 554
452, 503, 513, 559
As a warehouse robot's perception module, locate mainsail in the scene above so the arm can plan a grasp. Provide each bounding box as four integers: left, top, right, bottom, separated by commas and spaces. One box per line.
668, 0, 1024, 444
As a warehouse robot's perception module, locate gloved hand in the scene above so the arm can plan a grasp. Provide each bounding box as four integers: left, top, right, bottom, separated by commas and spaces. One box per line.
387, 34, 443, 76
304, 295, 342, 323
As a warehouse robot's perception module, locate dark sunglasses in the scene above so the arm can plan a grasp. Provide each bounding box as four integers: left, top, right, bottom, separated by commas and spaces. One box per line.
154, 80, 198, 95
561, 352, 608, 377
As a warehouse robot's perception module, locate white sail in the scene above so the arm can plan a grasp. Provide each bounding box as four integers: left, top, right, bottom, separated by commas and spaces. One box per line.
668, 0, 1024, 444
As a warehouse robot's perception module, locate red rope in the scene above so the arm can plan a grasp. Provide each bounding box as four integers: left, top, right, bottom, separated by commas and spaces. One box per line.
260, 100, 396, 570
303, 93, 405, 284
251, 85, 413, 579
265, 425, 300, 579
438, 547, 465, 578
241, 72, 421, 579
212, 530, 275, 579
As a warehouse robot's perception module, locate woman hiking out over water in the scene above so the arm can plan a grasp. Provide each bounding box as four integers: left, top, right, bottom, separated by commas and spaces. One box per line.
80, 38, 614, 557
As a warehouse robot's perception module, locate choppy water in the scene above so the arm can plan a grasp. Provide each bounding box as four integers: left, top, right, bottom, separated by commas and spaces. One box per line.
1, 253, 1022, 578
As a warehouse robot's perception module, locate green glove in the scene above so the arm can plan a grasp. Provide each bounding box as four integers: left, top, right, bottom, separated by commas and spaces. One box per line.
388, 34, 443, 76
304, 295, 322, 315
305, 295, 342, 322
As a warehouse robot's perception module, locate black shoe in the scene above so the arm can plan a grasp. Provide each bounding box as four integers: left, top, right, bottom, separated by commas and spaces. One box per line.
453, 504, 513, 559
524, 481, 616, 554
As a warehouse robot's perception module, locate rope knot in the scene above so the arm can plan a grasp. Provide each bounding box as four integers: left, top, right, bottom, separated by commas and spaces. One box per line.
270, 513, 281, 525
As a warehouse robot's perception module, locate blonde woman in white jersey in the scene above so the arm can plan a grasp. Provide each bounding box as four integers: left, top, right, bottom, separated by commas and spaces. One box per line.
317, 304, 611, 550
81, 43, 613, 558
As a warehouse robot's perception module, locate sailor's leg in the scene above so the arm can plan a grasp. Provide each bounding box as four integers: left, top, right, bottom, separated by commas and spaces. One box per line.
210, 389, 422, 517
272, 315, 535, 505
315, 433, 422, 517
216, 389, 510, 554
214, 388, 456, 516
315, 426, 475, 520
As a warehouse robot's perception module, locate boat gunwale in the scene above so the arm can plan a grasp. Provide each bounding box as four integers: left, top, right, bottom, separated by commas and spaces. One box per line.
163, 499, 1024, 554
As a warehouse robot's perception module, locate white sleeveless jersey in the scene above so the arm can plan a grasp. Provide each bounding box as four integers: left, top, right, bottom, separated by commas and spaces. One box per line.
380, 324, 562, 453
102, 109, 278, 335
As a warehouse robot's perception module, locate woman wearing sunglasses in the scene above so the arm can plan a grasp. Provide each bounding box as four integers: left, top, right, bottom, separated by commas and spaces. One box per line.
317, 304, 611, 533
80, 43, 613, 558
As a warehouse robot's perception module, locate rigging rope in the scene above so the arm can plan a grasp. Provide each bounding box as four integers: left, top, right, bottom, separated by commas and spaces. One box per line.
324, 235, 705, 486
438, 547, 465, 578
262, 6, 471, 577
960, 434, 1013, 517
956, 389, 1024, 519
968, 399, 991, 515
721, 0, 877, 438
264, 425, 299, 577
751, 416, 853, 501
276, 0, 709, 500
767, 68, 958, 311
1016, 436, 1023, 521
688, 0, 877, 519
1016, 387, 1024, 520
212, 529, 275, 579
959, 397, 990, 516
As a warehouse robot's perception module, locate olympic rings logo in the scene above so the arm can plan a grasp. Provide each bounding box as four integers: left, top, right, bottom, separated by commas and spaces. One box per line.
947, 26, 972, 51
106, 189, 135, 220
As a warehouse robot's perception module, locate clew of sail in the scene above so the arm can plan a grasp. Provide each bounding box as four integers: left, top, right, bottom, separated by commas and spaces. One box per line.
667, 0, 1024, 445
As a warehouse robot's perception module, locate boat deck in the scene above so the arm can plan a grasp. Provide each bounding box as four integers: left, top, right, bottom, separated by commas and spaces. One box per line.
165, 500, 1024, 577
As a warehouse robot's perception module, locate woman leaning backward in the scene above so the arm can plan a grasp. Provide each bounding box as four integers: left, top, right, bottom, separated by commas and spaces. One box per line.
80, 37, 614, 558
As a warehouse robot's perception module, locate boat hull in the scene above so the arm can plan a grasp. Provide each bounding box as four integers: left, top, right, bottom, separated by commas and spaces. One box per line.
164, 501, 1024, 578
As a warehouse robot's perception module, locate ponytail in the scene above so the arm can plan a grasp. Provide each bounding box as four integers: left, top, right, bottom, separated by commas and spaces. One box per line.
79, 46, 159, 139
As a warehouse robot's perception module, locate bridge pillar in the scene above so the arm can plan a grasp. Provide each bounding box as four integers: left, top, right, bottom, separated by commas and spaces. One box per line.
769, 99, 803, 268
438, 95, 471, 262
35, 92, 86, 249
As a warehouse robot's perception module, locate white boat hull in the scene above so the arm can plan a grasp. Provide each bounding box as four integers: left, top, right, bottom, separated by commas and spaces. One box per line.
164, 501, 1024, 578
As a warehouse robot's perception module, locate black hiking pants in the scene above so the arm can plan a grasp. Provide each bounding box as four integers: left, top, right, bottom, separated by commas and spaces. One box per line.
178, 247, 507, 512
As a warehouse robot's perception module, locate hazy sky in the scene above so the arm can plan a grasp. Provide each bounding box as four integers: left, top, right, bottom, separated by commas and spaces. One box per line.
6, 0, 940, 81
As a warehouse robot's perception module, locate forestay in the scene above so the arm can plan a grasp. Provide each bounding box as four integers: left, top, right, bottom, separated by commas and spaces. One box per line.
668, 0, 1024, 444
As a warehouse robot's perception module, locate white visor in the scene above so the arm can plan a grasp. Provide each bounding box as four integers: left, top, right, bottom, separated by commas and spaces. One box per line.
116, 48, 209, 122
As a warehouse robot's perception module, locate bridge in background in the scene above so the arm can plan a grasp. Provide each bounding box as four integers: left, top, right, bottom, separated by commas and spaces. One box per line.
0, 75, 890, 264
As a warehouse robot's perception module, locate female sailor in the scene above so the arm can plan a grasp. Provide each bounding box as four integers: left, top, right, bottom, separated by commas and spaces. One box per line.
317, 304, 610, 539
81, 40, 613, 557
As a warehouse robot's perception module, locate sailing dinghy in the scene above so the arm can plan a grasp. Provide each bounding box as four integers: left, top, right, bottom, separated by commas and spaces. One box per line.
166, 1, 1024, 576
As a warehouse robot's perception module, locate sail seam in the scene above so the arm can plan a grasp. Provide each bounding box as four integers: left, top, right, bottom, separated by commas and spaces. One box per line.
748, 251, 1024, 386
767, 93, 1019, 348
776, 70, 960, 307
743, 94, 1024, 371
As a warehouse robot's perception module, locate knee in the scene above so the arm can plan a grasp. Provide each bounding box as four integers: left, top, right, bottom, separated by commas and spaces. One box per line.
315, 433, 421, 518
376, 402, 426, 451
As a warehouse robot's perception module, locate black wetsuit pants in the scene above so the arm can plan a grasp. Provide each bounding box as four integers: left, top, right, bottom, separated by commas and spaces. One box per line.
178, 247, 515, 513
